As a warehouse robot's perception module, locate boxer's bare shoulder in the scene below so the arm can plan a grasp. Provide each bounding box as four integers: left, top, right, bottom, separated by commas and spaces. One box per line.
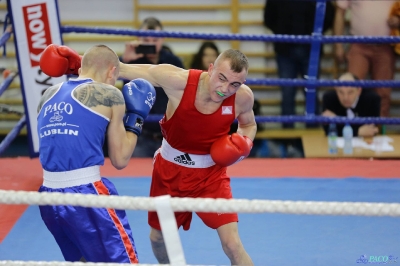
236, 84, 254, 104
37, 84, 60, 112
73, 82, 124, 108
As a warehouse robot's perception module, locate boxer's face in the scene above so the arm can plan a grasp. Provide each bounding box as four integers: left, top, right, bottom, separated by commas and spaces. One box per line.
208, 59, 246, 102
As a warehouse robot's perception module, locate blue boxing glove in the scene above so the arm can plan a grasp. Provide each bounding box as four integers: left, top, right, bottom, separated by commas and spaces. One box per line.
122, 78, 156, 136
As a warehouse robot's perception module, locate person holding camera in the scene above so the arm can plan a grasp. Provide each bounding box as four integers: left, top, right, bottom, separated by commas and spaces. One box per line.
121, 17, 183, 67
120, 17, 184, 157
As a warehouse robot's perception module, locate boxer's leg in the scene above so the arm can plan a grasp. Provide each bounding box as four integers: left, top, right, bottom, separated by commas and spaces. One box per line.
197, 171, 253, 265
217, 222, 253, 265
150, 228, 169, 264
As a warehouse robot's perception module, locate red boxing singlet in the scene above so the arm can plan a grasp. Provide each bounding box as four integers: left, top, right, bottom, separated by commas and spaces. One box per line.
160, 69, 236, 154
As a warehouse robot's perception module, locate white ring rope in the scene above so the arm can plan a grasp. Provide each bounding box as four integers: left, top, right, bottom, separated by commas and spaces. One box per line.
1, 189, 400, 217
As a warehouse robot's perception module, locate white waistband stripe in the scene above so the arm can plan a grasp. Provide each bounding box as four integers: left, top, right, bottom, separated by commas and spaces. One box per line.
43, 165, 101, 189
160, 139, 215, 168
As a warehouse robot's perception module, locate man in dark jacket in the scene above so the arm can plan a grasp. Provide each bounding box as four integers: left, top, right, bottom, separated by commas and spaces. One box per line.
322, 72, 381, 137
263, 0, 335, 128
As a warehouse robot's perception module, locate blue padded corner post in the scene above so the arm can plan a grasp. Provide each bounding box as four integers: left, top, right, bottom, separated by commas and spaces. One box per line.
305, 0, 326, 116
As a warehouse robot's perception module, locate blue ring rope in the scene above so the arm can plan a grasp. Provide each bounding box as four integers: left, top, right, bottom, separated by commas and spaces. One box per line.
0, 115, 26, 155
1, 13, 10, 55
144, 115, 400, 125
59, 24, 400, 126
0, 72, 17, 97
60, 26, 400, 89
61, 26, 400, 44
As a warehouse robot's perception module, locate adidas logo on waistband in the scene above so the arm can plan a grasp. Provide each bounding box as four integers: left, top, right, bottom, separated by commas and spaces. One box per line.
174, 153, 195, 166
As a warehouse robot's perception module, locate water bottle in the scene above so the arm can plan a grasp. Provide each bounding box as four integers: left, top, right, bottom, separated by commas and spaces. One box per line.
342, 123, 353, 155
328, 123, 338, 155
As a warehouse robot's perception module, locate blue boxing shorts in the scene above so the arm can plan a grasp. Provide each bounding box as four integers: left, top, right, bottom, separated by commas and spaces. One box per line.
38, 177, 139, 263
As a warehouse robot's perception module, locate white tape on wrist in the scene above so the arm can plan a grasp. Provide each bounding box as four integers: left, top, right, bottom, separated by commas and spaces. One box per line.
233, 155, 246, 165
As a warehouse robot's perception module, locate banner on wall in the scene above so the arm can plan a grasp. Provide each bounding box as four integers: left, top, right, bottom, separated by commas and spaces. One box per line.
7, 0, 66, 157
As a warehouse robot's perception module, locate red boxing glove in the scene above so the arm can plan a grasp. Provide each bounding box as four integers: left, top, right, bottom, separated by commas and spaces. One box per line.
39, 44, 82, 77
210, 133, 253, 167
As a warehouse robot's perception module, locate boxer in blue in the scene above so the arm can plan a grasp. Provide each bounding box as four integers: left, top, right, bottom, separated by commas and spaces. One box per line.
37, 44, 156, 263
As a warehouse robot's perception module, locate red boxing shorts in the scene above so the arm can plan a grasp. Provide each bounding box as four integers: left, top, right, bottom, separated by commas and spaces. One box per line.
149, 147, 238, 231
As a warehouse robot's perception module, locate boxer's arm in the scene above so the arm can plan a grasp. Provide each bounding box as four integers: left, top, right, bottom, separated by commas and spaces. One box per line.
119, 63, 188, 93
210, 86, 257, 167
105, 87, 138, 169
236, 86, 257, 141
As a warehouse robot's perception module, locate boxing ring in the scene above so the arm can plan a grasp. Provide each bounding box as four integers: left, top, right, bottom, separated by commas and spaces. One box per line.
1, 0, 400, 265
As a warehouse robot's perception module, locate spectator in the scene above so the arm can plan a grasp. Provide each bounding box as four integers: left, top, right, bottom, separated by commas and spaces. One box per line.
190, 41, 220, 70
263, 0, 335, 128
120, 17, 184, 157
389, 1, 400, 55
333, 0, 397, 117
322, 72, 380, 137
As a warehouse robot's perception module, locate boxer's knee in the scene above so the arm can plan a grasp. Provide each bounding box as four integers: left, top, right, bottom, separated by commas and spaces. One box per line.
149, 227, 163, 243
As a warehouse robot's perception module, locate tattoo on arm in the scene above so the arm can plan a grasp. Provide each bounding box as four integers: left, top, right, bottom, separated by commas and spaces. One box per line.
74, 83, 124, 107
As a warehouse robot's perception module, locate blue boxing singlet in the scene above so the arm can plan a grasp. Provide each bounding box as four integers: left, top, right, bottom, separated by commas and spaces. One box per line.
37, 78, 109, 172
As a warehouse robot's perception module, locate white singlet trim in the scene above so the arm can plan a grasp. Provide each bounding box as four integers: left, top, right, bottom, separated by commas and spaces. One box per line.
160, 138, 216, 168
43, 165, 101, 189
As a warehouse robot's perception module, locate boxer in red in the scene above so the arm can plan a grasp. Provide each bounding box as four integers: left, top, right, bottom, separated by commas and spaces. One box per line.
40, 45, 256, 265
